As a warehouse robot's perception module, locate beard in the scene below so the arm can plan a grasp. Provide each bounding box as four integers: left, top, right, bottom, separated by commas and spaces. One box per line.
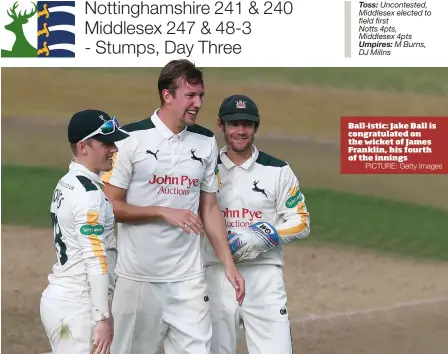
224, 134, 254, 153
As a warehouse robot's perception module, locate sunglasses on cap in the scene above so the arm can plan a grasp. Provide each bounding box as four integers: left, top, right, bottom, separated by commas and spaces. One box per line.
80, 117, 120, 142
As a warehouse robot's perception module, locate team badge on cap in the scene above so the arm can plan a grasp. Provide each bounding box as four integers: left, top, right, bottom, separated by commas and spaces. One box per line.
235, 100, 246, 109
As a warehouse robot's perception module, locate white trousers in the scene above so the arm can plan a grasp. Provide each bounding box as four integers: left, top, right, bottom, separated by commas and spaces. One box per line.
205, 264, 293, 354
110, 275, 212, 354
40, 296, 94, 354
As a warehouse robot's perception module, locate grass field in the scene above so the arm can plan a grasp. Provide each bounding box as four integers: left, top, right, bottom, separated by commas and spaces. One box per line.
2, 67, 448, 354
3, 164, 448, 262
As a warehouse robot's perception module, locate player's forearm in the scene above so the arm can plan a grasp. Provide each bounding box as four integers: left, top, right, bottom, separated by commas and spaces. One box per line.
106, 248, 117, 299
83, 250, 111, 320
276, 214, 310, 245
88, 273, 111, 321
202, 204, 235, 268
109, 199, 165, 223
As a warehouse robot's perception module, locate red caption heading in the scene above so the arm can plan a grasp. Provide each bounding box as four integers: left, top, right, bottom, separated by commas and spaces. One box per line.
340, 116, 448, 174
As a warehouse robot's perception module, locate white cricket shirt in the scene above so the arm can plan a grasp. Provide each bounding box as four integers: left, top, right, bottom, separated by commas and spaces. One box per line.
202, 145, 310, 267
42, 162, 117, 303
102, 110, 219, 282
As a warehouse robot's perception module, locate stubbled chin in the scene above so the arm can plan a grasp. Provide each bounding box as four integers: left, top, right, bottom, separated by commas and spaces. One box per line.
231, 140, 250, 151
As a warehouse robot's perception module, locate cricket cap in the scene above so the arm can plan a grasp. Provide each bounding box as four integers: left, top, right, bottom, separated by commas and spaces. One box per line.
218, 94, 260, 123
68, 109, 129, 144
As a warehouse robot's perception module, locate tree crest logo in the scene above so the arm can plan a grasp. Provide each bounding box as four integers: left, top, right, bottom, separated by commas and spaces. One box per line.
1, 0, 76, 58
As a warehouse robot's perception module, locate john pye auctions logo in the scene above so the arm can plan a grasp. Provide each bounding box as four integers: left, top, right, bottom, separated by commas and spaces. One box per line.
221, 208, 262, 228
149, 174, 200, 195
222, 208, 262, 221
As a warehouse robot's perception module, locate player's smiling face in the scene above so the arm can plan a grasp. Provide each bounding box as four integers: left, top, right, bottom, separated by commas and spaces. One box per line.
165, 79, 204, 126
79, 140, 118, 174
220, 120, 256, 153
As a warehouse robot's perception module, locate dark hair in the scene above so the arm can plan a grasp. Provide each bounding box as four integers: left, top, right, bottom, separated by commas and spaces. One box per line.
158, 60, 204, 105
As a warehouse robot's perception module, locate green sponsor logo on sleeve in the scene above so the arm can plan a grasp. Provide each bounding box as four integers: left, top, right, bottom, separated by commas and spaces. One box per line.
80, 224, 105, 236
285, 189, 303, 208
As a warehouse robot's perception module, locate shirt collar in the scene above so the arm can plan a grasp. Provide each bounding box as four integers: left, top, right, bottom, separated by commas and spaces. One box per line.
219, 145, 259, 170
69, 161, 103, 186
151, 109, 187, 140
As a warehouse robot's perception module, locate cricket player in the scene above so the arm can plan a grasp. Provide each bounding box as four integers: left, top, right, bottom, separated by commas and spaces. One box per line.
40, 109, 130, 354
101, 60, 245, 354
202, 95, 311, 354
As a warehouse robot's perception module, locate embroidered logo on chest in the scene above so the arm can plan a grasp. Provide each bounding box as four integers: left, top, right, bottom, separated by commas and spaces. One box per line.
190, 149, 203, 165
252, 180, 267, 198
